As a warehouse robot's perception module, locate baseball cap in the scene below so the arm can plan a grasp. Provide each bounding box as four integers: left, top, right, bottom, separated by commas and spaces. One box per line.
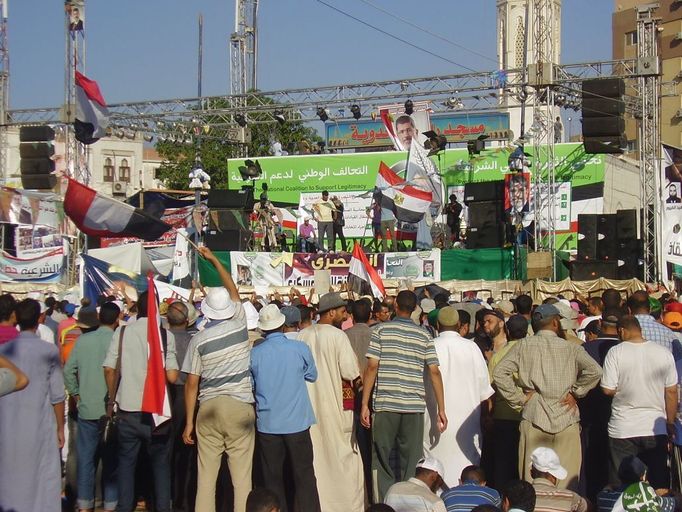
482, 309, 505, 322
494, 300, 514, 317
281, 306, 302, 327
416, 457, 445, 479
663, 311, 682, 330
420, 298, 436, 314
531, 447, 568, 480
532, 304, 560, 321
665, 302, 682, 314
64, 303, 77, 316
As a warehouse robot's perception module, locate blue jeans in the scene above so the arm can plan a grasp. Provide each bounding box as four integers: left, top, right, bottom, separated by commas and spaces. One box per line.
77, 417, 118, 510
116, 411, 172, 512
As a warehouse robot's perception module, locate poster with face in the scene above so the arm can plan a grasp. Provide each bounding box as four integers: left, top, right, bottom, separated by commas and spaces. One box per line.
67, 1, 84, 32
505, 172, 531, 213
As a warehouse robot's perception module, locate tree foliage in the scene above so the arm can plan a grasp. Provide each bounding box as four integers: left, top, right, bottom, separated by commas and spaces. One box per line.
155, 93, 322, 190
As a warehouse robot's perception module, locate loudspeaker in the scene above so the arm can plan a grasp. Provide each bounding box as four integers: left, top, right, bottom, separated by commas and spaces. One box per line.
463, 181, 505, 204
582, 78, 625, 99
207, 188, 255, 210
597, 214, 618, 261
616, 238, 643, 280
20, 175, 57, 190
583, 137, 627, 155
570, 260, 618, 280
466, 225, 505, 249
204, 229, 251, 251
616, 209, 637, 240
577, 214, 598, 261
208, 209, 250, 231
467, 201, 504, 228
19, 126, 55, 142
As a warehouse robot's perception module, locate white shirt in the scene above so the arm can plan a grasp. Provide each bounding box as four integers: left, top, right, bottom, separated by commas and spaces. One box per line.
602, 340, 678, 438
37, 324, 55, 345
384, 477, 447, 512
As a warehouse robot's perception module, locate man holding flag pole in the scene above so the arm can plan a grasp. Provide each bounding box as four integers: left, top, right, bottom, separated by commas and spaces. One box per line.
103, 275, 179, 512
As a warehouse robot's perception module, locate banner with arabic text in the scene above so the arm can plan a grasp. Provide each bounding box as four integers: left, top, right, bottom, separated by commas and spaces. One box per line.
326, 112, 510, 149
284, 252, 385, 287
661, 144, 682, 281
0, 248, 65, 282
15, 225, 65, 257
384, 250, 441, 281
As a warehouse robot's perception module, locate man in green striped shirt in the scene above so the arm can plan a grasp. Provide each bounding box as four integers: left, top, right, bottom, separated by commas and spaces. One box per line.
361, 290, 448, 502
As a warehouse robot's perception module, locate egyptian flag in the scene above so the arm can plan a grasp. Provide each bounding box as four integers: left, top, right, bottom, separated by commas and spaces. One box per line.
348, 242, 385, 299
64, 178, 171, 241
380, 109, 404, 151
141, 273, 172, 426
376, 162, 432, 223
75, 71, 110, 145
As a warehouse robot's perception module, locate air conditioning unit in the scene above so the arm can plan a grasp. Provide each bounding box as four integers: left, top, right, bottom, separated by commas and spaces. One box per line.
112, 181, 127, 196
674, 32, 682, 41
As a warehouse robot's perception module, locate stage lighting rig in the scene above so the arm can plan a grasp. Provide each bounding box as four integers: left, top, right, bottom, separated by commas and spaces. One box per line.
350, 104, 361, 120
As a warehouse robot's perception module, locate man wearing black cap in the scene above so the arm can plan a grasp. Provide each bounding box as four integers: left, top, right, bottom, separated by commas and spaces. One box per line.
298, 293, 364, 511
445, 194, 463, 247
493, 303, 602, 491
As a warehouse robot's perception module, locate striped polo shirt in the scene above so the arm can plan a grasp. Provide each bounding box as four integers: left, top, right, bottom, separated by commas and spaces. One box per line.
366, 316, 439, 413
182, 303, 254, 404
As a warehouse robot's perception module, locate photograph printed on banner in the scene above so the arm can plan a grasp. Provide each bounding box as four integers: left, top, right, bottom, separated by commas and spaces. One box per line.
661, 145, 682, 272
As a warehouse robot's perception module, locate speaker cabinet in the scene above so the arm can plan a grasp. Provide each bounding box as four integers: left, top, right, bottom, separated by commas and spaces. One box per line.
463, 181, 505, 204
466, 225, 505, 249
597, 214, 618, 261
467, 201, 504, 229
570, 261, 618, 280
577, 214, 598, 261
207, 189, 255, 210
204, 229, 251, 251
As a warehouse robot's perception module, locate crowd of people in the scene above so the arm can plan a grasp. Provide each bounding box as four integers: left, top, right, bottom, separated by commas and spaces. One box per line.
1, 250, 682, 512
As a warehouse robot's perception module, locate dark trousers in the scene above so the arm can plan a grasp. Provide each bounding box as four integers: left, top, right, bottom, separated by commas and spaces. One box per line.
258, 429, 321, 512
117, 411, 173, 512
171, 385, 197, 512
333, 223, 347, 251
609, 435, 670, 489
583, 422, 610, 502
354, 394, 372, 503
372, 412, 424, 502
491, 419, 520, 490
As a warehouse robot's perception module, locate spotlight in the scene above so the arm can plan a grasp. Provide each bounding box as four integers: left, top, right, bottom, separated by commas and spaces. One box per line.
235, 114, 247, 127
239, 159, 263, 180
274, 110, 286, 124
350, 104, 361, 120
370, 112, 377, 121
466, 134, 489, 156
404, 99, 414, 115
316, 107, 329, 122
184, 135, 193, 144
422, 130, 447, 157
143, 134, 153, 143
115, 129, 124, 139
158, 135, 167, 143
444, 97, 463, 109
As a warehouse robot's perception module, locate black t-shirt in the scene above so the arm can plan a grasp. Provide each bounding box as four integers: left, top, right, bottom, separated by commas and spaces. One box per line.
446, 201, 462, 226
579, 336, 619, 426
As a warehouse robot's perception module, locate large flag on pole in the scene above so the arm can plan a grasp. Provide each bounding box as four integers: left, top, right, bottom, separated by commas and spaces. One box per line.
376, 162, 432, 223
64, 178, 171, 241
75, 71, 110, 145
141, 273, 172, 426
348, 241, 385, 299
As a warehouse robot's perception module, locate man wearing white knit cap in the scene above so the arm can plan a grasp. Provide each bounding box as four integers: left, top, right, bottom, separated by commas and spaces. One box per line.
384, 457, 447, 512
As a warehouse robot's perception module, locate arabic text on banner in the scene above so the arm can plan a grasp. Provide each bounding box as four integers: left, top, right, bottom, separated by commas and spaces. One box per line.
284, 253, 385, 287
383, 250, 441, 281
0, 248, 65, 282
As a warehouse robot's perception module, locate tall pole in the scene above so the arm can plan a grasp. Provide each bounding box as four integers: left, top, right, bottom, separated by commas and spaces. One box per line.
0, 0, 9, 185
193, 13, 203, 282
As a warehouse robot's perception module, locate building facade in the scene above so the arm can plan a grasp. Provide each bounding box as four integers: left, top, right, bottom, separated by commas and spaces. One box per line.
613, 0, 682, 149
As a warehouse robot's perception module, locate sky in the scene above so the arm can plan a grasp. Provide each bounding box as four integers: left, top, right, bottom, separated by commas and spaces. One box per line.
8, 0, 614, 111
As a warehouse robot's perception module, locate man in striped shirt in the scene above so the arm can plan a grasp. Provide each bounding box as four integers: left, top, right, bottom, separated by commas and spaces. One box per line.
182, 247, 255, 512
441, 465, 501, 512
361, 290, 448, 502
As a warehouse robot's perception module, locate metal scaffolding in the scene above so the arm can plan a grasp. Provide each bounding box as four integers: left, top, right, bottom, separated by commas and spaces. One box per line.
637, 4, 661, 283
529, 0, 559, 276
0, 1, 8, 185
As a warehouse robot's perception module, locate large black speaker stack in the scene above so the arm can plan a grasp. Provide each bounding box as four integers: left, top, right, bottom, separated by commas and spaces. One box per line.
573, 209, 641, 280
205, 188, 254, 251
463, 181, 505, 249
19, 126, 57, 190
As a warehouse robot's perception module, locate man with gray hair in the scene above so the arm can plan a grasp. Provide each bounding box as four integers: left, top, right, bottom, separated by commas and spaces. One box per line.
493, 304, 602, 491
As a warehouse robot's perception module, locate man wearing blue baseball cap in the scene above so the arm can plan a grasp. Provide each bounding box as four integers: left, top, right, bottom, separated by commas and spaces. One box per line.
492, 303, 602, 492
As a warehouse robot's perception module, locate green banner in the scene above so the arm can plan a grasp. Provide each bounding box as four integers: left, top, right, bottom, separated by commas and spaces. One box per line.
226, 143, 606, 203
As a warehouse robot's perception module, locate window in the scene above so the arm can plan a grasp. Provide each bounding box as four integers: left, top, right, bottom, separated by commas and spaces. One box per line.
625, 31, 638, 46
118, 158, 130, 183
103, 157, 115, 182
